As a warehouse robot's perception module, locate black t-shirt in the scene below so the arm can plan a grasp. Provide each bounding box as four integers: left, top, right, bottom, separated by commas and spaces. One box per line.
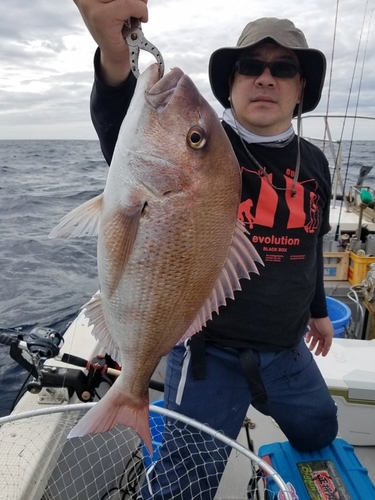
90, 58, 331, 351
199, 123, 331, 349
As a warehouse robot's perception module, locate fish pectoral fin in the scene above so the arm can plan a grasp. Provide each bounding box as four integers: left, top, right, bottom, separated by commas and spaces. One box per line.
48, 194, 103, 238
178, 219, 264, 343
83, 292, 122, 365
103, 203, 144, 297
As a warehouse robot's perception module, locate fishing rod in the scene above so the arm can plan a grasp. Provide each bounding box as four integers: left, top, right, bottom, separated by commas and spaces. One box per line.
60, 351, 165, 393
0, 326, 164, 405
322, 0, 339, 151
333, 0, 371, 242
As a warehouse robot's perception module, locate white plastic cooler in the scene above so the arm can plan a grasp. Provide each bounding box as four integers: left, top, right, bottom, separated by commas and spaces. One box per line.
314, 338, 375, 446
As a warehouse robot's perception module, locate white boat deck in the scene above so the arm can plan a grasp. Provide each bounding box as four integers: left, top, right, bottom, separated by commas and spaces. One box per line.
330, 203, 375, 233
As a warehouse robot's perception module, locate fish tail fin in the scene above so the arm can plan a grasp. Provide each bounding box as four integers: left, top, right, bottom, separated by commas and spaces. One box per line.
68, 380, 152, 454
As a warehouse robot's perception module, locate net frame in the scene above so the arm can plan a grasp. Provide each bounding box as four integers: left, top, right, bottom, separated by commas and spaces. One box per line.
0, 403, 293, 500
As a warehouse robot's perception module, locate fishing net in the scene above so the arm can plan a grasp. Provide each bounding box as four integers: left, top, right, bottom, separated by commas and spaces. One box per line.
0, 403, 293, 500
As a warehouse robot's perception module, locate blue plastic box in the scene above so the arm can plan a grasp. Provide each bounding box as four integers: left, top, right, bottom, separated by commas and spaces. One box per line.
258, 438, 375, 499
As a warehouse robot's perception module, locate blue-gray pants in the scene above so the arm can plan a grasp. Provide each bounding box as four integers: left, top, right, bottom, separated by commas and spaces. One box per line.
139, 338, 338, 499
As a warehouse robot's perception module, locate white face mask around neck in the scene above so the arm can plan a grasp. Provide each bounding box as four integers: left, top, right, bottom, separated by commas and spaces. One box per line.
222, 108, 295, 146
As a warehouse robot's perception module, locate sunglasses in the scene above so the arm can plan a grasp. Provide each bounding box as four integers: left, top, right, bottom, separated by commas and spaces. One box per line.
235, 59, 301, 79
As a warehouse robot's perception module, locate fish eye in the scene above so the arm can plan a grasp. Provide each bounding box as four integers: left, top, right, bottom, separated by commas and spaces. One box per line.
187, 126, 206, 149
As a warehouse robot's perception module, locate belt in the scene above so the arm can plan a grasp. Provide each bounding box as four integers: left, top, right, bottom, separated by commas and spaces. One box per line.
189, 336, 268, 408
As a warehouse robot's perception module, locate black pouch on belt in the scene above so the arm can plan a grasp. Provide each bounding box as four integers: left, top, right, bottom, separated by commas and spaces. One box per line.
189, 335, 207, 380
189, 337, 268, 408
239, 348, 268, 409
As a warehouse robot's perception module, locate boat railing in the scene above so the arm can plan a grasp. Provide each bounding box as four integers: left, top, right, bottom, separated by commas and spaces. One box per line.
298, 114, 375, 214
299, 115, 348, 211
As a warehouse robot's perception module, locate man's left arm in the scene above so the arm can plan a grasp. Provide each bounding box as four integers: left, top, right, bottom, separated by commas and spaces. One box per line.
306, 236, 334, 356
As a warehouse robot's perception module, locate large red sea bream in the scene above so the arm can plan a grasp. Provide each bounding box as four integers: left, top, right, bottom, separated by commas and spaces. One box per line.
49, 64, 262, 452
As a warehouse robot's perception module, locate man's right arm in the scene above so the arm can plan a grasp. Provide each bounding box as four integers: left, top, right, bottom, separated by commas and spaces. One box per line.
91, 48, 137, 165
73, 0, 149, 163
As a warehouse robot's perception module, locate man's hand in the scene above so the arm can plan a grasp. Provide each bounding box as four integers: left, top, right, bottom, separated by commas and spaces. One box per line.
73, 0, 148, 85
305, 316, 334, 357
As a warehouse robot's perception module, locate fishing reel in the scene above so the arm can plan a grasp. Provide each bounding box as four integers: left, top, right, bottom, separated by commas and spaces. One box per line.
25, 326, 64, 358
0, 326, 63, 369
0, 326, 94, 402
6, 326, 64, 376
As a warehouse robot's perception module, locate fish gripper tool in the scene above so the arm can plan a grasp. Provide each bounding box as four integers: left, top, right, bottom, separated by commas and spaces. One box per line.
123, 17, 164, 79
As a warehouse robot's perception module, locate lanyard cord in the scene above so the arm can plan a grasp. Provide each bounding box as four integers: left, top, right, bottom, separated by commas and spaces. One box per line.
229, 96, 303, 198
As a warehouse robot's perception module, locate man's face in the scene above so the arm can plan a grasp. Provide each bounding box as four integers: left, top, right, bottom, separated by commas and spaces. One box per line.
229, 43, 304, 136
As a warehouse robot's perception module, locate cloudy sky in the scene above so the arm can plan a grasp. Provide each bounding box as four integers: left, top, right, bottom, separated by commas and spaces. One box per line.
1, 0, 374, 141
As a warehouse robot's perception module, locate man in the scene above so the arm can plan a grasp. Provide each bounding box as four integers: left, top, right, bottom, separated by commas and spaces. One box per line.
73, 1, 338, 498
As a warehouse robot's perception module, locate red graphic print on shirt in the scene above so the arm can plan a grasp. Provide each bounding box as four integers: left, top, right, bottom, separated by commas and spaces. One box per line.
238, 166, 320, 233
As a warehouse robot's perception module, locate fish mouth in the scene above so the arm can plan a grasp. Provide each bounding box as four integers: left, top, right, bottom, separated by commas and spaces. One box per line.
145, 67, 185, 112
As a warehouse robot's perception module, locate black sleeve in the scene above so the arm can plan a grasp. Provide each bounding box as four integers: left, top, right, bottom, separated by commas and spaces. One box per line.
310, 236, 328, 318
90, 48, 137, 165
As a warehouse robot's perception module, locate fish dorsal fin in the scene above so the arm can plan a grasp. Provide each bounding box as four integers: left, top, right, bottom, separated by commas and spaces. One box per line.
82, 291, 122, 365
178, 220, 263, 343
48, 194, 103, 238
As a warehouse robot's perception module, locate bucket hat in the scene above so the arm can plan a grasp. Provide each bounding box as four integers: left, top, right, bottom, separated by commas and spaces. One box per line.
209, 17, 326, 116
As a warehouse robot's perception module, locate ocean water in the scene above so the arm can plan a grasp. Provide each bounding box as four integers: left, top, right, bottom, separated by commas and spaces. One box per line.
0, 140, 107, 416
0, 138, 374, 417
